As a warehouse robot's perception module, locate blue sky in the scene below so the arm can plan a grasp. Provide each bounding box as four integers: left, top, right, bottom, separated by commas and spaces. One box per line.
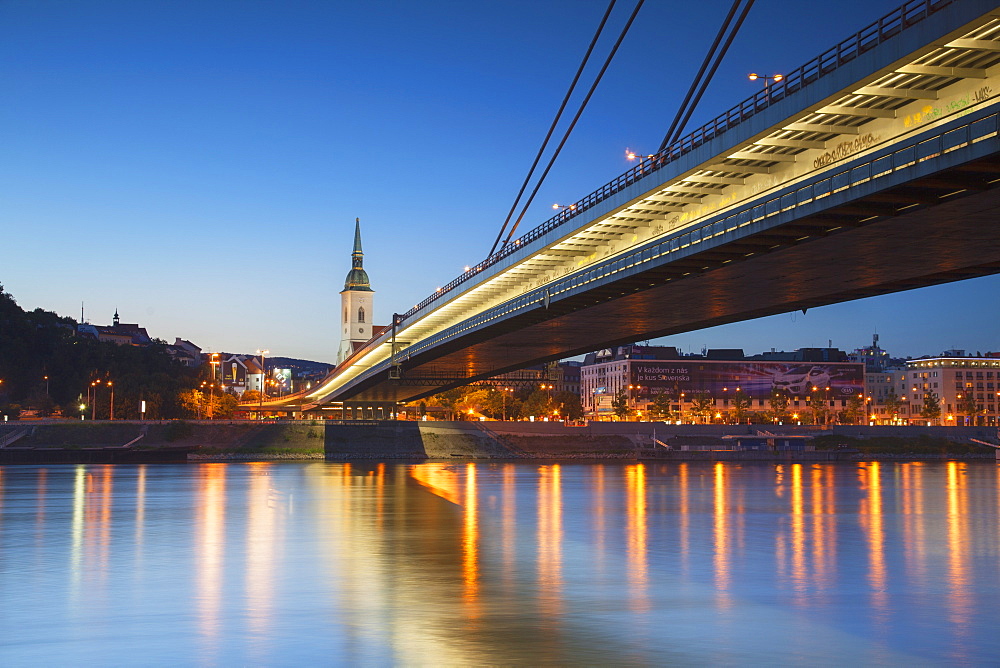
3, 0, 998, 364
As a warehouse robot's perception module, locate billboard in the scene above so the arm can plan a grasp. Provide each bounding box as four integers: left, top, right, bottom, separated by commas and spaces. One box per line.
272, 368, 292, 393
630, 361, 864, 399
223, 360, 246, 386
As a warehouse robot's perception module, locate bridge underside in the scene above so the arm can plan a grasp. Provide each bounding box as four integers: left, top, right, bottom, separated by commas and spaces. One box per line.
347, 151, 1000, 403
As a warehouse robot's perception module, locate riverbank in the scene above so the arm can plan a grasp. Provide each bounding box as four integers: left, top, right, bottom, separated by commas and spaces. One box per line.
1, 420, 997, 463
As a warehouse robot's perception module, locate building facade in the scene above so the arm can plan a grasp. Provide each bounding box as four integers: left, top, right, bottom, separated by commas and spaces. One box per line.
581, 345, 865, 422
886, 354, 1000, 425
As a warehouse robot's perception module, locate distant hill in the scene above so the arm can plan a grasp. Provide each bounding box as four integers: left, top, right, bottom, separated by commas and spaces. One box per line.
268, 356, 334, 374
216, 353, 333, 376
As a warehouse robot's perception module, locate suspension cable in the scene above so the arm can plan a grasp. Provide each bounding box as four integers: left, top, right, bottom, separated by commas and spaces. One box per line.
666, 0, 754, 147
658, 0, 744, 152
488, 0, 618, 258
500, 0, 646, 250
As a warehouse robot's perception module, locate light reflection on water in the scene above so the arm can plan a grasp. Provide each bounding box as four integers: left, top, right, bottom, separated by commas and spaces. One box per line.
1, 461, 999, 665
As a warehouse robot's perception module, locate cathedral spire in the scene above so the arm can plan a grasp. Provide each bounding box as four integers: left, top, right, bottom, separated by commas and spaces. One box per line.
343, 217, 372, 291
353, 217, 363, 261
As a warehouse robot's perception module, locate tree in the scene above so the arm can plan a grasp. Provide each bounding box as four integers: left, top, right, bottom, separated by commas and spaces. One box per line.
731, 389, 751, 424
767, 390, 790, 424
919, 392, 941, 423
177, 389, 204, 418
883, 389, 904, 424
845, 393, 866, 425
647, 390, 674, 422
552, 390, 583, 421
689, 391, 715, 424
522, 390, 553, 419
956, 393, 982, 426
808, 390, 830, 425
456, 388, 491, 419
424, 387, 464, 420
214, 393, 239, 419
611, 389, 632, 421
241, 390, 263, 404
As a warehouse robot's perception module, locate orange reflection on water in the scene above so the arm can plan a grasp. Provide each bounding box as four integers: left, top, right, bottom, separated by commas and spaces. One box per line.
409, 463, 460, 504
592, 465, 606, 572
713, 463, 731, 610
83, 466, 115, 582
900, 463, 927, 585
246, 462, 277, 639
790, 464, 806, 604
538, 465, 563, 616
502, 464, 516, 588
946, 461, 972, 643
375, 463, 386, 531
679, 464, 689, 574
810, 465, 836, 593
859, 462, 888, 619
197, 464, 227, 641
625, 464, 649, 612
463, 463, 480, 613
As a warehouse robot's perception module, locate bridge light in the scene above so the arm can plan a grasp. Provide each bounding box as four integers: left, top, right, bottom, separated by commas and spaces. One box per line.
463, 266, 470, 272
773, 73, 783, 82
748, 73, 759, 81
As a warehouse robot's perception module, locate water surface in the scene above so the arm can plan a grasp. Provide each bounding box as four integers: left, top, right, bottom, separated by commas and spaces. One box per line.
0, 461, 997, 665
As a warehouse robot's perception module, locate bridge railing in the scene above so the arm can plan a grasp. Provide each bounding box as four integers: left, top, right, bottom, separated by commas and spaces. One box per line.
371, 107, 999, 383
397, 0, 955, 324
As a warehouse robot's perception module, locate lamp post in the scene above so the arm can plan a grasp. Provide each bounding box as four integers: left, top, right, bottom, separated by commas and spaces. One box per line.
501, 387, 513, 421
256, 349, 269, 419
541, 383, 554, 420
108, 381, 114, 421
91, 380, 99, 420
748, 72, 783, 101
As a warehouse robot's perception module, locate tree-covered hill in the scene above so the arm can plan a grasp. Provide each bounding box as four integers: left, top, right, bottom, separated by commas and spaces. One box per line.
0, 284, 201, 419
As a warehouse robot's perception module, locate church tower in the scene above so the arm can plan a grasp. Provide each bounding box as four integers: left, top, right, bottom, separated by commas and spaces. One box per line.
337, 218, 374, 363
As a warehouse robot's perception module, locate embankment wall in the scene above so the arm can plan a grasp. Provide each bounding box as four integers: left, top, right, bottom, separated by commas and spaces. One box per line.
3, 420, 997, 460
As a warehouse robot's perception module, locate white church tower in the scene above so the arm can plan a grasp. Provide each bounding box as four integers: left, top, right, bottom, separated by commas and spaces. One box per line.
337, 218, 374, 364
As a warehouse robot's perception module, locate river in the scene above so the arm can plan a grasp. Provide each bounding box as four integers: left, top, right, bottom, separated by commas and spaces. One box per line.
0, 460, 997, 665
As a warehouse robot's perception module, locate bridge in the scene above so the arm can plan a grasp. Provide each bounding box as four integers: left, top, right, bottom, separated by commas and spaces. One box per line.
261, 0, 1000, 415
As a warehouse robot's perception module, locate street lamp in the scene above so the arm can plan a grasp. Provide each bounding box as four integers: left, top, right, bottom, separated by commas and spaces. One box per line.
108, 381, 114, 421
552, 203, 576, 212
748, 72, 784, 100
540, 383, 555, 419
625, 148, 654, 162
501, 387, 513, 421
256, 349, 269, 418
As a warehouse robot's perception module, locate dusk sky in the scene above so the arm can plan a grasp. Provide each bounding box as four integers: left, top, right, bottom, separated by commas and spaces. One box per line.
3, 0, 998, 364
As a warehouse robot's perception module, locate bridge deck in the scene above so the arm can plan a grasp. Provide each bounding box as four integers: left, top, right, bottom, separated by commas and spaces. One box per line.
259, 0, 1000, 410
